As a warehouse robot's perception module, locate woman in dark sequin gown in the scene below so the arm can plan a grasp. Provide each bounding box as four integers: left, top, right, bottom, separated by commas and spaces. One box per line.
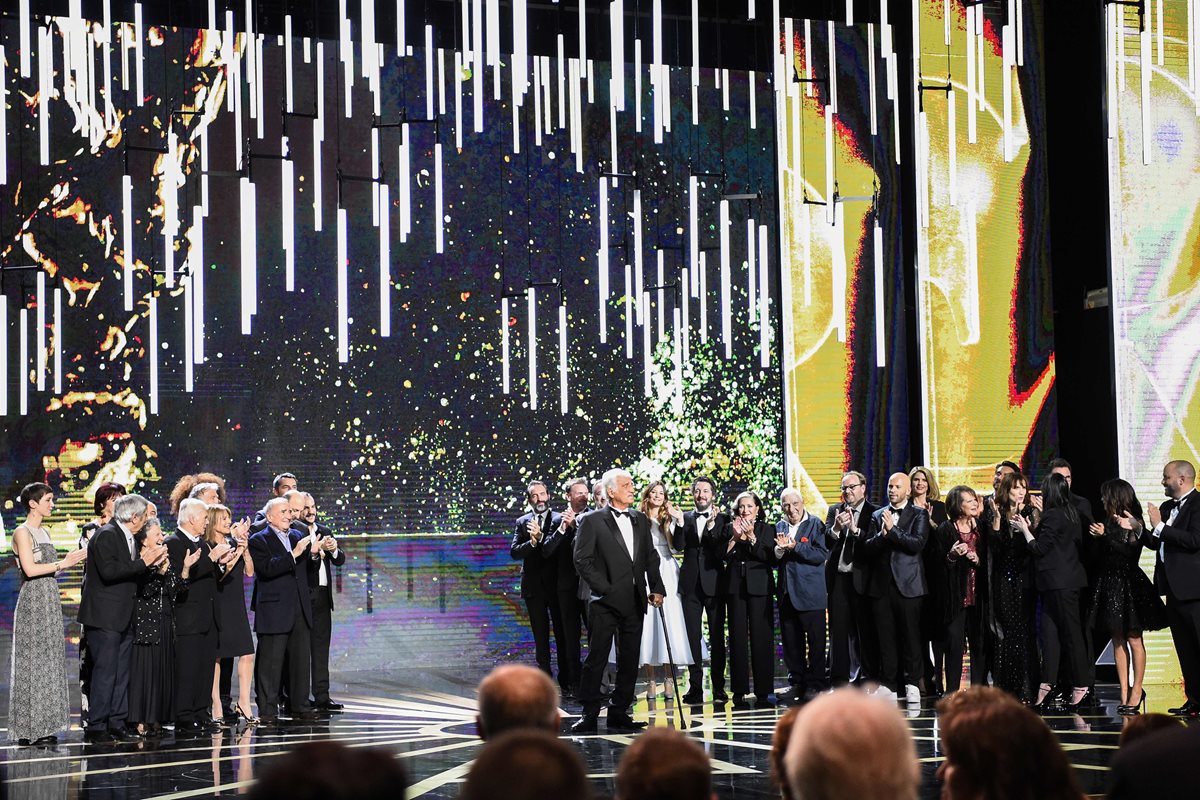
1087, 479, 1167, 713
983, 472, 1039, 703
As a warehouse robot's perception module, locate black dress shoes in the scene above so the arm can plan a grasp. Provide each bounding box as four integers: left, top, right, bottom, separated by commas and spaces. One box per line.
570, 714, 599, 734
84, 729, 115, 743
290, 710, 318, 723
681, 690, 705, 705
1168, 700, 1200, 716
712, 690, 729, 704
110, 727, 141, 742
606, 713, 647, 733
257, 716, 279, 728
315, 700, 345, 712
731, 695, 752, 709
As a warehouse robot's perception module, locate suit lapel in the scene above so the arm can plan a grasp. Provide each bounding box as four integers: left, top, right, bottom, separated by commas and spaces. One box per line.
603, 508, 635, 564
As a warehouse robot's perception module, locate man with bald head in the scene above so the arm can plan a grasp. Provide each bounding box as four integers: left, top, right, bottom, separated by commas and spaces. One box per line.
249, 496, 318, 725
860, 472, 930, 703
476, 664, 562, 739
773, 489, 830, 702
1145, 460, 1200, 715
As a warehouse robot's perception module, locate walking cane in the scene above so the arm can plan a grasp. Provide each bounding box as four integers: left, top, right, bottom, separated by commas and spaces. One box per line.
656, 602, 689, 729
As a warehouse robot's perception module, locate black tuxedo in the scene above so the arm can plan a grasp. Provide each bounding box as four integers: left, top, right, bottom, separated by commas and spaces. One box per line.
165, 531, 220, 724
673, 509, 730, 694
512, 510, 570, 683
78, 520, 150, 732
542, 513, 584, 692
293, 522, 346, 705
861, 504, 930, 691
1143, 489, 1200, 703
249, 526, 314, 718
573, 506, 665, 715
824, 500, 878, 685
723, 520, 776, 700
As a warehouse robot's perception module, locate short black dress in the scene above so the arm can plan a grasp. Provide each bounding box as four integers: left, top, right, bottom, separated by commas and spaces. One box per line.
1087, 520, 1167, 636
215, 540, 255, 658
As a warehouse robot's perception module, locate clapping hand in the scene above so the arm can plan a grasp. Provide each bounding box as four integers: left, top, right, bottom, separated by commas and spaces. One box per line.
1011, 514, 1031, 537
561, 508, 577, 530
528, 518, 543, 544
833, 509, 852, 532
648, 593, 665, 608
183, 547, 202, 569
321, 535, 337, 553
1088, 521, 1106, 538
1114, 510, 1138, 530
775, 533, 796, 551
1148, 503, 1162, 528
667, 502, 684, 526
231, 517, 251, 545
140, 542, 167, 567
881, 508, 895, 532
63, 548, 88, 569
209, 541, 233, 562
1029, 494, 1044, 513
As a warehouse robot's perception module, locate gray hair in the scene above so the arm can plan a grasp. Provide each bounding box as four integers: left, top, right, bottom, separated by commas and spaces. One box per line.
600, 468, 631, 498
189, 482, 219, 499
177, 498, 209, 527
141, 516, 162, 536
264, 496, 289, 515
113, 493, 150, 523
780, 487, 803, 503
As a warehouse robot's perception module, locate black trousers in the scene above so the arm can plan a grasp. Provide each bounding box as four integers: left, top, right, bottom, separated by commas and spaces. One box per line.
255, 614, 312, 718
727, 590, 775, 699
945, 603, 986, 692
780, 601, 826, 691
555, 589, 583, 690
1040, 593, 1098, 687
1041, 589, 1090, 688
524, 592, 566, 680
174, 627, 218, 723
85, 625, 133, 731
827, 570, 859, 685
682, 592, 726, 693
1165, 584, 1200, 704
310, 587, 334, 703
578, 600, 644, 715
872, 581, 923, 691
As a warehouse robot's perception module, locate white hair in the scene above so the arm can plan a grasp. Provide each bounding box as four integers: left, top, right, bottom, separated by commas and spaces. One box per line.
188, 482, 219, 499
780, 487, 803, 503
264, 496, 289, 515
600, 468, 631, 498
177, 498, 209, 527
113, 494, 150, 523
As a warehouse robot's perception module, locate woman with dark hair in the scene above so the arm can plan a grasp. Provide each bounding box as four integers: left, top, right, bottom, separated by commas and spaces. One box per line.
913, 466, 949, 695
984, 471, 1039, 703
724, 491, 775, 707
935, 485, 988, 693
78, 480, 125, 730
8, 483, 88, 746
635, 481, 690, 701
936, 686, 1083, 800
1087, 479, 1167, 714
1014, 473, 1090, 709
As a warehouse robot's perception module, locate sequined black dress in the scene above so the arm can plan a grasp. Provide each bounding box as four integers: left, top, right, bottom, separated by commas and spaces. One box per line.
985, 507, 1038, 703
1087, 520, 1167, 635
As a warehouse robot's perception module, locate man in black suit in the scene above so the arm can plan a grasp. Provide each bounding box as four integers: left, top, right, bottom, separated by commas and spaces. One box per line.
824, 471, 878, 687
77, 494, 165, 742
542, 478, 589, 699
249, 496, 318, 725
512, 481, 569, 685
673, 476, 730, 704
570, 469, 665, 733
1144, 459, 1200, 715
166, 499, 232, 735
860, 472, 930, 702
290, 491, 347, 712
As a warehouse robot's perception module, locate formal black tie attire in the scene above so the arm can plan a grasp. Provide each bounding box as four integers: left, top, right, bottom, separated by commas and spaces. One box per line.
824, 500, 878, 685
1143, 489, 1200, 707
164, 529, 220, 730
861, 503, 930, 692
673, 508, 729, 700
295, 521, 346, 706
249, 525, 314, 720
542, 513, 584, 695
512, 509, 569, 682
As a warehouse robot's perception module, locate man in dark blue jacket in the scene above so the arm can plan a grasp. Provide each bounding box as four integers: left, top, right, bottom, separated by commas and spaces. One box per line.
773, 488, 830, 702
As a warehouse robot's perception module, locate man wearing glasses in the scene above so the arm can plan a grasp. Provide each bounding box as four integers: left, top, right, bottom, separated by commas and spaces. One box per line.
824, 472, 878, 687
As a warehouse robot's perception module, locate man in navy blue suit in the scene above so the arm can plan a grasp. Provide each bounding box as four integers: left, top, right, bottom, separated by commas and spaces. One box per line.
773, 488, 830, 703
249, 496, 317, 725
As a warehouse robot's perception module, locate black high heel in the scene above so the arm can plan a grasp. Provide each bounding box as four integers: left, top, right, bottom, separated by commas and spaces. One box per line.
1119, 689, 1147, 715
1033, 683, 1057, 712
233, 703, 259, 725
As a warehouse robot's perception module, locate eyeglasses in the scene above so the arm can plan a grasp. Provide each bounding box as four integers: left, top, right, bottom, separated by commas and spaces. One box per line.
840, 483, 863, 493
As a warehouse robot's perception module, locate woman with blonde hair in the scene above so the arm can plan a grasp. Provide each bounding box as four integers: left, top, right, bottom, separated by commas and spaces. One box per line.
204, 504, 256, 722
635, 481, 691, 700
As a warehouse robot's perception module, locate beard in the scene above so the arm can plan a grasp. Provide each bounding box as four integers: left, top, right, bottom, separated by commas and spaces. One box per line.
532, 501, 549, 514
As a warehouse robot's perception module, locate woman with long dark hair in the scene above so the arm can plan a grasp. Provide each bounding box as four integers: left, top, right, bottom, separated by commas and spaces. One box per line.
935, 485, 988, 693
1087, 479, 1167, 714
635, 481, 690, 701
983, 471, 1039, 702
724, 491, 776, 707
1014, 473, 1090, 709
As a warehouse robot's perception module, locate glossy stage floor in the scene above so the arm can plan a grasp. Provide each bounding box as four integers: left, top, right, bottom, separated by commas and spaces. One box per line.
0, 669, 1172, 799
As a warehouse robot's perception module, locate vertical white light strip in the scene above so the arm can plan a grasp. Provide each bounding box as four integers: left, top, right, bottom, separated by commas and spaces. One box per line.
501, 298, 510, 393
379, 183, 391, 337
803, 19, 812, 97
873, 219, 886, 367
19, 308, 28, 415
35, 271, 46, 391
398, 0, 407, 56
0, 302, 7, 415
747, 216, 757, 323
948, 88, 957, 205
558, 303, 568, 414
474, 0, 484, 131
977, 5, 986, 108
512, 62, 523, 154
722, 69, 730, 111
184, 275, 193, 392
0, 45, 7, 183
641, 293, 651, 397
633, 189, 644, 325
239, 177, 257, 334
966, 5, 977, 143
719, 199, 731, 358
634, 38, 643, 133
533, 57, 544, 147
434, 142, 445, 253
38, 26, 50, 166
828, 21, 838, 114
283, 142, 295, 290
624, 264, 634, 359
163, 129, 178, 288
314, 42, 325, 231
608, 97, 618, 181
285, 15, 295, 114
1141, 3, 1152, 165
134, 3, 144, 106
964, 197, 980, 344
528, 288, 538, 410
488, 0, 501, 98
557, 33, 567, 130
340, 0, 354, 117
611, 0, 626, 110
192, 205, 205, 364
122, 175, 133, 310
579, 0, 588, 92
699, 250, 708, 342
1156, 0, 1164, 66
847, 0, 855, 26
688, 177, 699, 296
454, 50, 464, 150
652, 0, 663, 142
1002, 23, 1013, 162
749, 70, 757, 129
425, 25, 435, 120
832, 204, 847, 342
399, 124, 412, 241
53, 287, 62, 395
671, 307, 683, 415
868, 24, 878, 135
439, 48, 447, 115
918, 110, 929, 229
690, 0, 699, 126
337, 207, 349, 362
148, 293, 158, 414
758, 223, 770, 368
825, 108, 835, 225
656, 250, 665, 343
19, 0, 31, 77
681, 267, 690, 363
599, 178, 609, 343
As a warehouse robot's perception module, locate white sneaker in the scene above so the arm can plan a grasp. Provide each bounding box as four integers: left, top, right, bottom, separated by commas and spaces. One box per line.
869, 685, 897, 702
905, 684, 921, 704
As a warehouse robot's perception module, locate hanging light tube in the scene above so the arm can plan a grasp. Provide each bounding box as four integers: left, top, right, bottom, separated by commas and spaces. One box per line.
361, 0, 377, 81
671, 307, 683, 415
192, 205, 205, 364
534, 57, 544, 147
164, 128, 179, 288
39, 26, 50, 166
847, 0, 855, 26
948, 88, 957, 205
122, 175, 133, 310
339, 0, 353, 118
967, 5, 977, 143
868, 24, 877, 136
425, 25, 435, 120
239, 177, 257, 334
656, 250, 665, 343
102, 2, 114, 129
681, 267, 690, 363
19, 308, 28, 415
611, 0, 626, 110
641, 292, 651, 397
245, 1, 257, 125
2, 47, 8, 182
512, 61, 523, 154
688, 177, 699, 296
558, 303, 568, 414
435, 142, 445, 252
184, 275, 193, 392
750, 70, 757, 129
757, 223, 769, 368
825, 107, 835, 225
379, 183, 391, 337
542, 55, 553, 134
399, 124, 411, 241
337, 207, 349, 361
283, 138, 295, 290
398, 0, 406, 56
54, 287, 66, 395
223, 10, 234, 112
474, 0, 485, 132
609, 100, 618, 183
633, 189, 644, 325
699, 250, 709, 342
719, 199, 731, 358
803, 20, 812, 97
599, 178, 609, 343
634, 38, 642, 133
285, 14, 294, 112
438, 48, 447, 115
134, 3, 144, 106
624, 264, 634, 359
0, 302, 7, 415
747, 217, 757, 323
454, 50, 464, 150
35, 271, 46, 392
314, 42, 325, 232
579, 0, 588, 92
528, 287, 538, 410
148, 291, 158, 414
19, 0, 31, 77
501, 297, 510, 393
1003, 23, 1013, 162
691, 0, 700, 128
652, 0, 663, 142
873, 219, 885, 368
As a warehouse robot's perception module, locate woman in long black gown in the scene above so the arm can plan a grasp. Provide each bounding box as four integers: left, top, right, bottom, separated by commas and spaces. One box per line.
983, 471, 1039, 703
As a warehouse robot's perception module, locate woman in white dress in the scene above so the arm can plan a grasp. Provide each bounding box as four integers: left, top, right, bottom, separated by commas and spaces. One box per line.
637, 481, 694, 700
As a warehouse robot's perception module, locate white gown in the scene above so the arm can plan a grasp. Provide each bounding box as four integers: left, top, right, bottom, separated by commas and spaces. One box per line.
638, 519, 694, 667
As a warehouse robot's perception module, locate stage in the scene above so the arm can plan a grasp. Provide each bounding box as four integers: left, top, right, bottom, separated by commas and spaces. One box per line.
0, 669, 1152, 798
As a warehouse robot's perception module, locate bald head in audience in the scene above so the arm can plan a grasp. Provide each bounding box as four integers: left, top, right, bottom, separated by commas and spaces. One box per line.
476, 664, 562, 740
615, 728, 715, 800
784, 688, 919, 800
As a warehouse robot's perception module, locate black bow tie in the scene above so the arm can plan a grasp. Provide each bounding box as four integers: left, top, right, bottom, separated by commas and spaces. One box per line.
611, 509, 631, 519
696, 511, 710, 518
890, 507, 903, 514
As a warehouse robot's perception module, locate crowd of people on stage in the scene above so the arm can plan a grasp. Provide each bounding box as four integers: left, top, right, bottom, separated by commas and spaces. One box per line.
513, 457, 1200, 724
6, 471, 345, 746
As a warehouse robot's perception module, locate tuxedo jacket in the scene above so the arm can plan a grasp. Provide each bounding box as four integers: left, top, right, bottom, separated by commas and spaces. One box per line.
249, 527, 314, 634
673, 509, 730, 598
861, 504, 930, 599
1142, 491, 1200, 601
165, 530, 219, 635
77, 520, 150, 632
775, 515, 830, 611
541, 512, 583, 591
573, 506, 666, 617
824, 500, 878, 594
723, 519, 776, 596
1026, 506, 1088, 592
292, 522, 348, 609
511, 510, 563, 599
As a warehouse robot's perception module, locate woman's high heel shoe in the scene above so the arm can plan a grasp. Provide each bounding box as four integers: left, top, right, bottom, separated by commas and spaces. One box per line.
1119, 689, 1147, 715
233, 703, 259, 725
1033, 683, 1056, 712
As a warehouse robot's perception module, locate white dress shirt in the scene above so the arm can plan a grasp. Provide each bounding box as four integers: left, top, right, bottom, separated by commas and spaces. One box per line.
612, 508, 635, 559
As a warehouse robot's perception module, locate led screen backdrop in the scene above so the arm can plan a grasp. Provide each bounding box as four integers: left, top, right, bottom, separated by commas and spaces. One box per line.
1105, 0, 1198, 689
0, 15, 781, 671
